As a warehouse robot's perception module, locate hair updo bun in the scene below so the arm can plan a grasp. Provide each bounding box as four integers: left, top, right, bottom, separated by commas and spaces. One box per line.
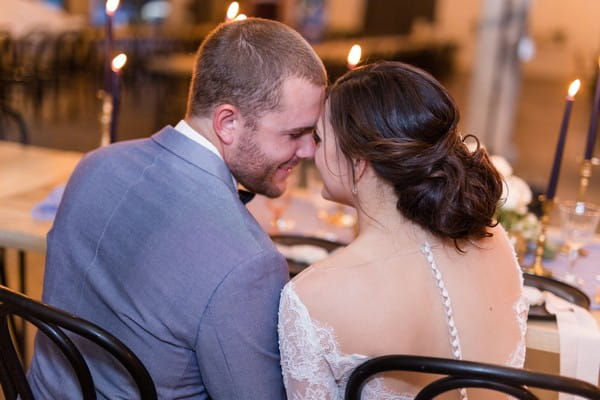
326, 61, 502, 247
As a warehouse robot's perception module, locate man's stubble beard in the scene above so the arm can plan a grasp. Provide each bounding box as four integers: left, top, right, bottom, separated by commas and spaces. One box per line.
227, 131, 284, 198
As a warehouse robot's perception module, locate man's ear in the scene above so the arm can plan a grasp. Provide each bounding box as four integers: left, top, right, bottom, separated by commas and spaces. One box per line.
213, 104, 240, 145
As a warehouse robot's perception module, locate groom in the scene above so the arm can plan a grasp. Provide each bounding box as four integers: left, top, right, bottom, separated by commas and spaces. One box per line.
28, 18, 326, 399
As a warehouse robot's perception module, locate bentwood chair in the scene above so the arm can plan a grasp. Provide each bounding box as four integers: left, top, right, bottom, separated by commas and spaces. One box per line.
0, 107, 29, 297
0, 47, 30, 292
344, 355, 600, 400
0, 92, 31, 358
270, 233, 346, 277
0, 103, 29, 144
0, 285, 157, 400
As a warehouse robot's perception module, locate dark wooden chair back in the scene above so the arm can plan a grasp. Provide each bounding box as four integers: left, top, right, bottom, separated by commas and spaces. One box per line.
345, 355, 600, 400
0, 285, 157, 400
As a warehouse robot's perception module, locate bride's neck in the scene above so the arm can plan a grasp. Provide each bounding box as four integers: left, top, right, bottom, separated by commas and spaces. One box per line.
348, 170, 439, 252
352, 199, 435, 253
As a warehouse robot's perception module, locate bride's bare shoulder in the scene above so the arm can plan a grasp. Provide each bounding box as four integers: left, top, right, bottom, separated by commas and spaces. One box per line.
292, 249, 346, 283
290, 247, 356, 302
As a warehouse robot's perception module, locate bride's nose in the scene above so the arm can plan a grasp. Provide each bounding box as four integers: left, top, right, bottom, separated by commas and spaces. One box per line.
296, 134, 316, 159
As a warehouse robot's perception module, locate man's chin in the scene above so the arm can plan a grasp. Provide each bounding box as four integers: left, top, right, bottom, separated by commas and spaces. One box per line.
242, 180, 285, 198
237, 170, 288, 198
261, 184, 286, 199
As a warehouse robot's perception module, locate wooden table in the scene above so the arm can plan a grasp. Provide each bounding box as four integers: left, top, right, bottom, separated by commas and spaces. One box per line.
527, 316, 600, 353
0, 141, 81, 357
523, 233, 600, 354
0, 141, 82, 252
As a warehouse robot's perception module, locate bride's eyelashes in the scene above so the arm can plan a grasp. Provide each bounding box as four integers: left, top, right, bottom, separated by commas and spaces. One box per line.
313, 131, 322, 145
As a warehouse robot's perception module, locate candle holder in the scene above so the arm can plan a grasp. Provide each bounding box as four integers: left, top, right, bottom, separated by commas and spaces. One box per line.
524, 195, 554, 277
576, 158, 599, 202
99, 90, 113, 147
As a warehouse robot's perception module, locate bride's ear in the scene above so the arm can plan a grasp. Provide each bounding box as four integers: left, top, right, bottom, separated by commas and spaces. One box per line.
353, 159, 368, 184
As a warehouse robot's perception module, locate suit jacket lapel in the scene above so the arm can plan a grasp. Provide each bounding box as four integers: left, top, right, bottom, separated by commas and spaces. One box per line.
151, 126, 236, 194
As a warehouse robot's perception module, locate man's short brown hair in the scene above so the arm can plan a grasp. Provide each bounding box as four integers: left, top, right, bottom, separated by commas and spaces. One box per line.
186, 18, 327, 126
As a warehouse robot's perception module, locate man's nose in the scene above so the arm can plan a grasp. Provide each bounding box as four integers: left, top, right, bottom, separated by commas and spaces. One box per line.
296, 134, 316, 159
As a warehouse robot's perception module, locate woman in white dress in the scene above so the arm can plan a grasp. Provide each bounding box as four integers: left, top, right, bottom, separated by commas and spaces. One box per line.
278, 61, 528, 400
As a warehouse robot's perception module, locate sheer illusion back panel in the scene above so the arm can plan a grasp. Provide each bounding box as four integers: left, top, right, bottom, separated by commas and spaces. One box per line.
280, 225, 526, 398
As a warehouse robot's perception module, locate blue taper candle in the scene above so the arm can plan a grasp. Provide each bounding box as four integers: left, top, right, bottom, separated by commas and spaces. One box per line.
103, 0, 119, 93
109, 53, 126, 144
546, 79, 580, 200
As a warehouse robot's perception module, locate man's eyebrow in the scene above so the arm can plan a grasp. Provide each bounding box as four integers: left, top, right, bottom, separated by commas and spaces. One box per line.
283, 126, 315, 135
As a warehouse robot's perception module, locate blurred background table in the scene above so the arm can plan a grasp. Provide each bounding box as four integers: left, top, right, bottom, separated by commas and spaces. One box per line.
246, 188, 357, 245
525, 231, 600, 310
147, 35, 456, 82
0, 141, 81, 252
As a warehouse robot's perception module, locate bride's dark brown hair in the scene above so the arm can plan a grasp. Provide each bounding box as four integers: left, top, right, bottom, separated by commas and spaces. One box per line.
326, 61, 502, 247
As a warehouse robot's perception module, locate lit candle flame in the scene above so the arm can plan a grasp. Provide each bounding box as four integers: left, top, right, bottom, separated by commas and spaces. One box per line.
106, 0, 120, 15
568, 79, 581, 99
226, 2, 239, 21
234, 13, 247, 21
347, 44, 361, 70
111, 53, 127, 72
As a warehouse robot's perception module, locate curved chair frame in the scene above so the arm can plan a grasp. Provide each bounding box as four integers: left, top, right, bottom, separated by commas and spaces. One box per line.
0, 91, 30, 358
0, 285, 157, 400
345, 355, 600, 400
270, 233, 346, 277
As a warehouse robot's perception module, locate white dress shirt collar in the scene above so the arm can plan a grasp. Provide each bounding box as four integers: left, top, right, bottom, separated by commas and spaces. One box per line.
174, 120, 223, 160
173, 120, 238, 189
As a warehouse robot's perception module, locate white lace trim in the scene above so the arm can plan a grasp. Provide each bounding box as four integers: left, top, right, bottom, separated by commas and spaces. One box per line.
279, 284, 408, 399
504, 227, 529, 368
510, 294, 528, 367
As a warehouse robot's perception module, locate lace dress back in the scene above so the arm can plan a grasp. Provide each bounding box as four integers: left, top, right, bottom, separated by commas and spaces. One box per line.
278, 240, 528, 400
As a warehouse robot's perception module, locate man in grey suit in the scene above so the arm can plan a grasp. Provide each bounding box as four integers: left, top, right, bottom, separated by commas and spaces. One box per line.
28, 18, 326, 399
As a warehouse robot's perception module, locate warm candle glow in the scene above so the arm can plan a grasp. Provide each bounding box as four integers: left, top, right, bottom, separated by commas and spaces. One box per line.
567, 79, 581, 99
226, 2, 239, 21
234, 13, 247, 21
106, 0, 120, 15
347, 44, 362, 69
111, 53, 127, 72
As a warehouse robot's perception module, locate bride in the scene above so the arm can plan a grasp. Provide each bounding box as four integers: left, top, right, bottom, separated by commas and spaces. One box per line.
278, 61, 528, 400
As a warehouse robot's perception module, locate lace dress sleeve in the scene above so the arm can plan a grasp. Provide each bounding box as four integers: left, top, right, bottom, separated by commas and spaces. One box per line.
278, 283, 340, 400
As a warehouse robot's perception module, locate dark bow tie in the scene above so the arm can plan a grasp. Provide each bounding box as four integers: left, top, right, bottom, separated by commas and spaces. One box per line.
238, 189, 255, 205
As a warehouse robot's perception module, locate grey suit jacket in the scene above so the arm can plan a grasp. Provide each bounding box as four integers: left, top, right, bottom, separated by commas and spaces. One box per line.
27, 127, 289, 399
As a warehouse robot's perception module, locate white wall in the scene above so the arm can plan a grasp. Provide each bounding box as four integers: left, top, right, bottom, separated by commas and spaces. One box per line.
526, 0, 600, 80
430, 0, 600, 80
325, 0, 366, 35
433, 0, 481, 72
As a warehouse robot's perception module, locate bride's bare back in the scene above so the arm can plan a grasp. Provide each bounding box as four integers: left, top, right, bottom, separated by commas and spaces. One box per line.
279, 225, 526, 399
